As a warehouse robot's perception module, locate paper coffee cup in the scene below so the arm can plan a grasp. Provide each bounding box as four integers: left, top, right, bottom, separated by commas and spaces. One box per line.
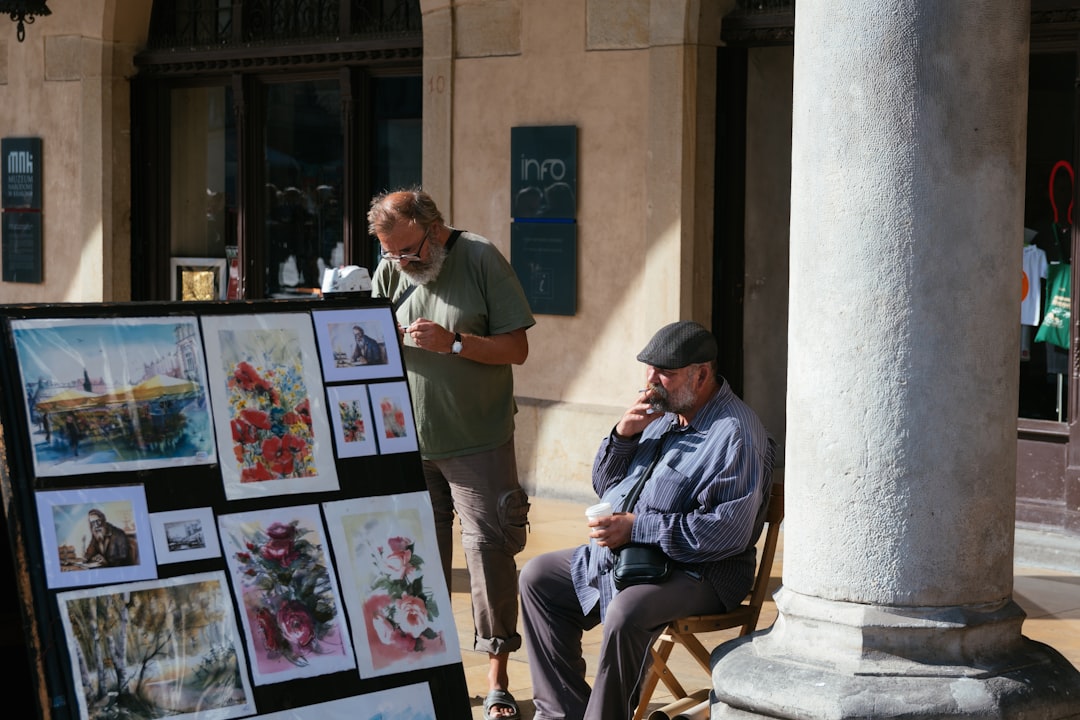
585, 501, 613, 520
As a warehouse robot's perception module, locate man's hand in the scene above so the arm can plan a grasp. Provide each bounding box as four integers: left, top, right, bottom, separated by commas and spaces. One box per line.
614, 389, 664, 438
588, 512, 635, 550
404, 317, 454, 353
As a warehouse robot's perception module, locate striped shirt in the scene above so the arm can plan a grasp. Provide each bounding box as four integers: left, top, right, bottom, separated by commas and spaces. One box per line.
570, 379, 773, 620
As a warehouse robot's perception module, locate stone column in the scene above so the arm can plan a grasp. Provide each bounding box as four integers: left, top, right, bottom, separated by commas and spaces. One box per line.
711, 3, 1080, 717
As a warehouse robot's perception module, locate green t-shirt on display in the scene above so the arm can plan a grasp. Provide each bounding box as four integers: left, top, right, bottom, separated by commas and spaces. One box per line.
372, 231, 535, 460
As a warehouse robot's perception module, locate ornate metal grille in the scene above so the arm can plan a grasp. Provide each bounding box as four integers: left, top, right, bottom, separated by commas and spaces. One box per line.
146, 0, 420, 49
733, 0, 793, 13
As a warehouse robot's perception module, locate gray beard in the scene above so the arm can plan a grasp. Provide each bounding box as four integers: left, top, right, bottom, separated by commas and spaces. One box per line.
401, 240, 448, 285
648, 382, 696, 415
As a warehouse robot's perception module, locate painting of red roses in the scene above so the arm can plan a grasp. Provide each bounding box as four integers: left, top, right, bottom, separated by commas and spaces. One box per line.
323, 492, 460, 678
219, 505, 355, 684
201, 314, 339, 500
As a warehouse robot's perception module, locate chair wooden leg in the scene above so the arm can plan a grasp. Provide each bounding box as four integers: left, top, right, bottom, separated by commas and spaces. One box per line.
674, 632, 714, 675
633, 637, 687, 720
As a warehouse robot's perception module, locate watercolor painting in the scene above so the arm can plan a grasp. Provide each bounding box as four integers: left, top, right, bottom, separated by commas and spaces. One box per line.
201, 313, 339, 500
35, 485, 157, 589
56, 571, 254, 720
312, 307, 403, 382
10, 316, 216, 478
149, 507, 221, 564
323, 492, 460, 678
257, 682, 436, 719
368, 381, 419, 454
218, 504, 355, 684
326, 384, 378, 458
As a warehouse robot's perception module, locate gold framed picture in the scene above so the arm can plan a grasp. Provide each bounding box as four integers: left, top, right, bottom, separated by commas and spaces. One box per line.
170, 256, 227, 301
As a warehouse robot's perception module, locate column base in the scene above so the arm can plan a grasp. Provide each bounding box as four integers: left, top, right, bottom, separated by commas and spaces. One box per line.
710, 588, 1080, 719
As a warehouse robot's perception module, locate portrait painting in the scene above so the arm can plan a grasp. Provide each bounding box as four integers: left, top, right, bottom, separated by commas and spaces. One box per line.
257, 683, 435, 720
218, 504, 355, 684
149, 507, 221, 564
326, 384, 378, 459
35, 485, 157, 589
323, 492, 460, 678
10, 316, 217, 479
369, 381, 419, 454
56, 571, 255, 720
312, 307, 403, 382
201, 313, 339, 500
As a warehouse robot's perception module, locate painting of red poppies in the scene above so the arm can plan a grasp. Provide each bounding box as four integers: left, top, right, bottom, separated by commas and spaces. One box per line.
218, 504, 355, 684
323, 492, 460, 678
201, 313, 338, 500
56, 571, 255, 720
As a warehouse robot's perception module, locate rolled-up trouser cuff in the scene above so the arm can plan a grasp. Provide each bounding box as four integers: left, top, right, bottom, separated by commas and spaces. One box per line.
475, 631, 523, 656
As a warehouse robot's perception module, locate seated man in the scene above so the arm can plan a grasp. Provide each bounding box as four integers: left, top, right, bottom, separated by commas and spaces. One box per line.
519, 321, 773, 720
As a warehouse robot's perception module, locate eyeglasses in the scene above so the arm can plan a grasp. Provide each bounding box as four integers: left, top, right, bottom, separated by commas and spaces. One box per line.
380, 226, 432, 263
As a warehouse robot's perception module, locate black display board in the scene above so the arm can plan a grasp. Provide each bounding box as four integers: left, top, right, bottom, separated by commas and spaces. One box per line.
0, 296, 469, 720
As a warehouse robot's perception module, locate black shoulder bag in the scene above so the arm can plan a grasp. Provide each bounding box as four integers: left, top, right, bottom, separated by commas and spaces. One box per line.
611, 431, 674, 591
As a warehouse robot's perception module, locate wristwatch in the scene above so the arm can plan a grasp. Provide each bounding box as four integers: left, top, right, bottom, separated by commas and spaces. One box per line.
451, 333, 463, 355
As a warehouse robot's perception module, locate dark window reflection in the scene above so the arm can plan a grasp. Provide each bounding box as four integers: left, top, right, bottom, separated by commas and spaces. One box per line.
264, 80, 344, 296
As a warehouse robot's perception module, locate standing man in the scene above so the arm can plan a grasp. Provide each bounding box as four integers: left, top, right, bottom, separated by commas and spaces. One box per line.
369, 189, 534, 720
519, 321, 774, 720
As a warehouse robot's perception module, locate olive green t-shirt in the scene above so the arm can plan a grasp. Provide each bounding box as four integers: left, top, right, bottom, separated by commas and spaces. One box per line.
372, 231, 535, 459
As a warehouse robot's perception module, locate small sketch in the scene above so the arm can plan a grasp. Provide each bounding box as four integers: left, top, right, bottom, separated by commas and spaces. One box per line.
150, 507, 221, 564
165, 519, 206, 552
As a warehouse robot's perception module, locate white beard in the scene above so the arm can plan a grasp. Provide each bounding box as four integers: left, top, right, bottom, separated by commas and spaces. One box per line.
401, 240, 448, 285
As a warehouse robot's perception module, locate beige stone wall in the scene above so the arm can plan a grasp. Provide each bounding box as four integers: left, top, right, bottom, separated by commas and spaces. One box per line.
0, 0, 149, 304
420, 0, 723, 500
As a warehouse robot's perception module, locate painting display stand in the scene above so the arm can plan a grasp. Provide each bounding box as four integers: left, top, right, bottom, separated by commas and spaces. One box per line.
0, 296, 467, 720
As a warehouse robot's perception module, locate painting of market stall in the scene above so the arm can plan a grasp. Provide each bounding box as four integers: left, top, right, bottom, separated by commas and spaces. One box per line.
11, 316, 217, 478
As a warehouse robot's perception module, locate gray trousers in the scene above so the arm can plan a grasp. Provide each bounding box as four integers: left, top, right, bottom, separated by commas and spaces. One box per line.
423, 438, 529, 656
519, 547, 724, 720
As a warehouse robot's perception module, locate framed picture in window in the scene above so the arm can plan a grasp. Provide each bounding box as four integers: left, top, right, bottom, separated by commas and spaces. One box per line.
170, 256, 227, 301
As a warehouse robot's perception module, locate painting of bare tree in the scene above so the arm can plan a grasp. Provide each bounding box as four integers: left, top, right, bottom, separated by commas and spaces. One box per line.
56, 571, 254, 720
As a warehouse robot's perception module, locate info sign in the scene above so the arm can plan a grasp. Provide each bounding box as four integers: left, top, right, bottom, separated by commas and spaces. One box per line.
3, 138, 42, 210
510, 125, 577, 315
2, 137, 43, 283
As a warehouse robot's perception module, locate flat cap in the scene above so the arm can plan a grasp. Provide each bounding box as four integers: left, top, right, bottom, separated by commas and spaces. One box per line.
636, 321, 718, 370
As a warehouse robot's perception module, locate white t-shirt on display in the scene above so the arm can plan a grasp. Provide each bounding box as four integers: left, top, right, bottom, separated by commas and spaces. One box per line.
1022, 243, 1049, 326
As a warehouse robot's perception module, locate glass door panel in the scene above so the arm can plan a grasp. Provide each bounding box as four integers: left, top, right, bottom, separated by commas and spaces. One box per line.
169, 85, 236, 300
264, 79, 344, 297
1020, 52, 1076, 421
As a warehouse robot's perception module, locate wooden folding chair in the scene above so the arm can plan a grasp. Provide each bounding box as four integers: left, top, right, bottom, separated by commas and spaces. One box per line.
632, 479, 785, 720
